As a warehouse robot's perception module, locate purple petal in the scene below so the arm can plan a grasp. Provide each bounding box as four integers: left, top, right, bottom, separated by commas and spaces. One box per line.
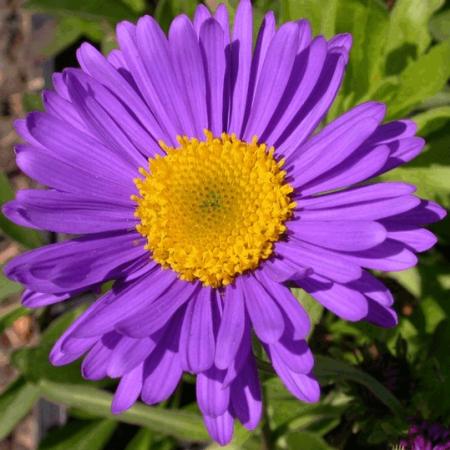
141, 348, 183, 405
243, 22, 300, 140
196, 366, 230, 418
111, 363, 143, 414
276, 240, 362, 283
269, 338, 314, 374
269, 346, 320, 403
387, 228, 437, 253
383, 200, 446, 226
3, 190, 136, 234
365, 300, 398, 328
82, 332, 121, 380
297, 275, 369, 321
116, 278, 198, 338
261, 257, 312, 283
203, 410, 234, 446
215, 283, 246, 370
169, 15, 208, 136
76, 43, 167, 152
256, 269, 311, 340
228, 0, 253, 134
4, 231, 146, 294
199, 19, 226, 136
289, 220, 387, 251
346, 271, 393, 306
193, 3, 211, 35
240, 275, 284, 344
22, 289, 70, 308
179, 286, 215, 373
230, 356, 262, 430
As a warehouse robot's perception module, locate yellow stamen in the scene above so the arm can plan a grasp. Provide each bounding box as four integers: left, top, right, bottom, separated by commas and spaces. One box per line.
133, 131, 296, 287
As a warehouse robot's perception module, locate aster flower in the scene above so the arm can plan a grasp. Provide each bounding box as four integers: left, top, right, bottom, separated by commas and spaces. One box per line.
2, 0, 446, 445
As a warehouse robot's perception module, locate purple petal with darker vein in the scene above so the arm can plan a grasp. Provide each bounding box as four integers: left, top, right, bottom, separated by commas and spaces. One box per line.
169, 14, 209, 137
22, 289, 70, 308
199, 19, 226, 136
230, 356, 262, 430
215, 283, 246, 370
228, 0, 252, 135
387, 227, 437, 253
269, 337, 314, 374
179, 286, 215, 373
268, 346, 320, 403
196, 366, 230, 417
365, 300, 398, 328
261, 257, 312, 283
4, 231, 146, 294
193, 4, 211, 35
382, 200, 447, 226
288, 220, 387, 251
276, 240, 362, 283
107, 334, 160, 378
297, 274, 369, 321
243, 22, 300, 140
346, 271, 393, 306
140, 322, 183, 405
112, 363, 143, 414
3, 190, 136, 234
73, 267, 176, 338
240, 275, 284, 343
256, 269, 311, 340
82, 332, 121, 380
115, 277, 198, 338
203, 409, 234, 446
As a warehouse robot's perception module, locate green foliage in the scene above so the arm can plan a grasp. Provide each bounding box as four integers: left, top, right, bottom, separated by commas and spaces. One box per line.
38, 420, 117, 450
0, 377, 40, 440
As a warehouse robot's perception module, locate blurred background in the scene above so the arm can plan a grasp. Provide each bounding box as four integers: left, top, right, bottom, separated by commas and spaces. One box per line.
0, 0, 449, 449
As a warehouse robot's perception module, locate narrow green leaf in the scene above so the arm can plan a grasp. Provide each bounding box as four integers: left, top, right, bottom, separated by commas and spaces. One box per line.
0, 270, 22, 302
0, 306, 29, 333
125, 428, 153, 450
0, 172, 43, 248
39, 380, 209, 442
38, 419, 117, 450
285, 431, 333, 450
315, 355, 404, 416
0, 377, 40, 440
25, 0, 138, 24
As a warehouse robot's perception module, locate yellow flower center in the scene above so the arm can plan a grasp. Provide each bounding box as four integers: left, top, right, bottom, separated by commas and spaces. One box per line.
133, 131, 296, 287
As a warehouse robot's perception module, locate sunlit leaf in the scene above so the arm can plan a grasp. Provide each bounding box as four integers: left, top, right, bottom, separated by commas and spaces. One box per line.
285, 431, 333, 450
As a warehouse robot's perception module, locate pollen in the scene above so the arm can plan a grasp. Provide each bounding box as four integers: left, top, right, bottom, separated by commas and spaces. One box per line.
133, 131, 296, 287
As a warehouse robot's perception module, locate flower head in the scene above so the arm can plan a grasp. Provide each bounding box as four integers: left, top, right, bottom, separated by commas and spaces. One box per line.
3, 0, 446, 445
399, 420, 450, 450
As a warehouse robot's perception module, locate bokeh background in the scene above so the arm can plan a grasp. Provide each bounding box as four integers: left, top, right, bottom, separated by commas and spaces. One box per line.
0, 0, 449, 449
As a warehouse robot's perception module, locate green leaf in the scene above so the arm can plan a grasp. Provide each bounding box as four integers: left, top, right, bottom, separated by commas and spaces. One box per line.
315, 355, 404, 416
412, 106, 450, 136
291, 288, 323, 336
285, 431, 333, 450
385, 0, 444, 58
0, 377, 40, 440
38, 380, 209, 441
335, 0, 389, 103
44, 16, 106, 57
125, 428, 153, 450
0, 172, 43, 248
430, 8, 450, 42
0, 306, 29, 334
281, 0, 338, 38
25, 0, 138, 24
38, 419, 117, 450
387, 40, 450, 118
0, 270, 22, 302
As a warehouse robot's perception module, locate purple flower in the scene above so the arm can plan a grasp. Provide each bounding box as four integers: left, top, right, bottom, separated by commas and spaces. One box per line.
400, 420, 450, 450
2, 1, 446, 445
